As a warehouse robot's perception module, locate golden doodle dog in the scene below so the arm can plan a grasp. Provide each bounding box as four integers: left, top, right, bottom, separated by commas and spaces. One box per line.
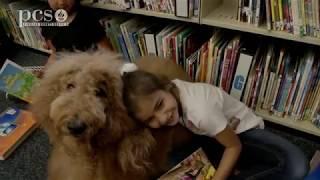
32, 51, 192, 180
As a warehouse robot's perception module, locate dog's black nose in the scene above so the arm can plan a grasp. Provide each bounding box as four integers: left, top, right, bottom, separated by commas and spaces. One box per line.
67, 119, 87, 135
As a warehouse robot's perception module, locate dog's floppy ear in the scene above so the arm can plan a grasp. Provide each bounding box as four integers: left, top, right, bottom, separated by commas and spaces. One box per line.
31, 67, 68, 143
31, 78, 59, 143
118, 128, 156, 174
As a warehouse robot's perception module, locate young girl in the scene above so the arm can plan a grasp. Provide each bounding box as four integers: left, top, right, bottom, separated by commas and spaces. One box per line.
122, 69, 309, 180
41, 0, 112, 65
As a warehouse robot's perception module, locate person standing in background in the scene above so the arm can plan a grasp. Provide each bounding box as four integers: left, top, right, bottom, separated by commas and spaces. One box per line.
41, 0, 112, 66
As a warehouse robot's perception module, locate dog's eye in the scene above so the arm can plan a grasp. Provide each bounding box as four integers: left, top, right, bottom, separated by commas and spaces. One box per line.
95, 88, 107, 97
66, 83, 75, 90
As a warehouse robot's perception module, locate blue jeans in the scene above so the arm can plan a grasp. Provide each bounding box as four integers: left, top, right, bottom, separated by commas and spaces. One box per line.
237, 129, 309, 180
168, 129, 309, 180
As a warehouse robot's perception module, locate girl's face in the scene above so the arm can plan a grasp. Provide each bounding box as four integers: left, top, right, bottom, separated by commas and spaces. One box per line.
48, 0, 76, 13
135, 90, 180, 129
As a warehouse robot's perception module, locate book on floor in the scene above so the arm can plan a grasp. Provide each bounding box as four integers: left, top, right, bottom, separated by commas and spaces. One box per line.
306, 150, 320, 180
158, 148, 216, 180
0, 59, 39, 103
0, 107, 37, 160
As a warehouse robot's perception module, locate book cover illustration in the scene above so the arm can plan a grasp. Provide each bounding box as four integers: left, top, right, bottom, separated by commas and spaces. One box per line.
0, 59, 38, 103
0, 107, 19, 136
0, 107, 37, 160
158, 148, 215, 180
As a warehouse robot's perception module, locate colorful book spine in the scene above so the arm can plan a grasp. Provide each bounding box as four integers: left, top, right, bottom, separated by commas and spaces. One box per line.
230, 52, 253, 100
263, 72, 276, 109
118, 34, 130, 62
266, 0, 272, 29
292, 55, 314, 117
271, 74, 283, 112
257, 47, 273, 108
277, 75, 293, 115
284, 62, 300, 116
219, 43, 233, 91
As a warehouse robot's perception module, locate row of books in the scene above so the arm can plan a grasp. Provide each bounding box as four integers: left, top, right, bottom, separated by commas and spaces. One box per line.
188, 31, 320, 124
86, 0, 200, 18
1, 1, 320, 127
238, 0, 320, 38
238, 0, 265, 27
0, 1, 47, 52
99, 15, 211, 62
101, 13, 320, 125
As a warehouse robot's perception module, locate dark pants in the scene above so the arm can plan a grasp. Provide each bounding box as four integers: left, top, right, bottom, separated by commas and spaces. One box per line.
169, 129, 309, 180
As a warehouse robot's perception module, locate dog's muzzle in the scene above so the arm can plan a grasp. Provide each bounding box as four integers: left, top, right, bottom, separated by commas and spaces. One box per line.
67, 119, 87, 136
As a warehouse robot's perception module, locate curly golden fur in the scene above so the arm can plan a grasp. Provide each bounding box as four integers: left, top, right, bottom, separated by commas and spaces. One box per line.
32, 50, 192, 180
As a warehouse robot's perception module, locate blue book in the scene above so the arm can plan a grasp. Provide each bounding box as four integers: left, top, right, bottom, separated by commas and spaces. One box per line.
274, 54, 292, 113
305, 165, 320, 180
118, 35, 130, 62
129, 31, 141, 60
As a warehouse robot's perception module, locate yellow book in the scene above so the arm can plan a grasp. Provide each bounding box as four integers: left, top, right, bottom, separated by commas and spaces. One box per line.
200, 48, 209, 82
273, 0, 280, 30
278, 0, 284, 30
300, 0, 306, 35
270, 0, 276, 30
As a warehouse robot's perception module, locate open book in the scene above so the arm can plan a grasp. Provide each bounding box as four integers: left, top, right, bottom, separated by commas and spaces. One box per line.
0, 59, 39, 103
158, 148, 216, 180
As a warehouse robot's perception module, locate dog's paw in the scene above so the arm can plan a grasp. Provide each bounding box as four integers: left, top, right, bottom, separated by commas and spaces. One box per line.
118, 129, 156, 173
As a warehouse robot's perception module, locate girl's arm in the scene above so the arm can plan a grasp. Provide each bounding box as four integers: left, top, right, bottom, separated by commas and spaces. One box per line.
213, 126, 242, 180
46, 40, 56, 66
33, 40, 56, 78
46, 53, 56, 66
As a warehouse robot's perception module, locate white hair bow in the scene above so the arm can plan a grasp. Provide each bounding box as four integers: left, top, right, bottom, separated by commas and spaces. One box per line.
120, 63, 138, 76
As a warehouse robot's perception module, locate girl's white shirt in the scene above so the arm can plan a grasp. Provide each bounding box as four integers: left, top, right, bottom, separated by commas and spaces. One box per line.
172, 79, 264, 137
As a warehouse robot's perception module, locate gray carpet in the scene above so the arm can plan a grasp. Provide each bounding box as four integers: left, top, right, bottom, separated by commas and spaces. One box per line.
0, 128, 49, 180
0, 45, 319, 180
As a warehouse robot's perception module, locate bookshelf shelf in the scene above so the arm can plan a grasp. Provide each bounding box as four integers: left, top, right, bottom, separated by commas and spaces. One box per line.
201, 3, 320, 46
14, 40, 51, 54
256, 109, 320, 137
82, 3, 199, 24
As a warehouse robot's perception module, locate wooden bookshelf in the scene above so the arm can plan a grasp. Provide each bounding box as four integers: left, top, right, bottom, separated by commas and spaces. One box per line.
82, 2, 200, 24
200, 1, 320, 46
198, 1, 320, 137
83, 1, 320, 46
256, 109, 320, 137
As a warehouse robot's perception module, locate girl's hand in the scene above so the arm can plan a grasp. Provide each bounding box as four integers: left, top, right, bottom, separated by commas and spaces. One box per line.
229, 117, 240, 130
